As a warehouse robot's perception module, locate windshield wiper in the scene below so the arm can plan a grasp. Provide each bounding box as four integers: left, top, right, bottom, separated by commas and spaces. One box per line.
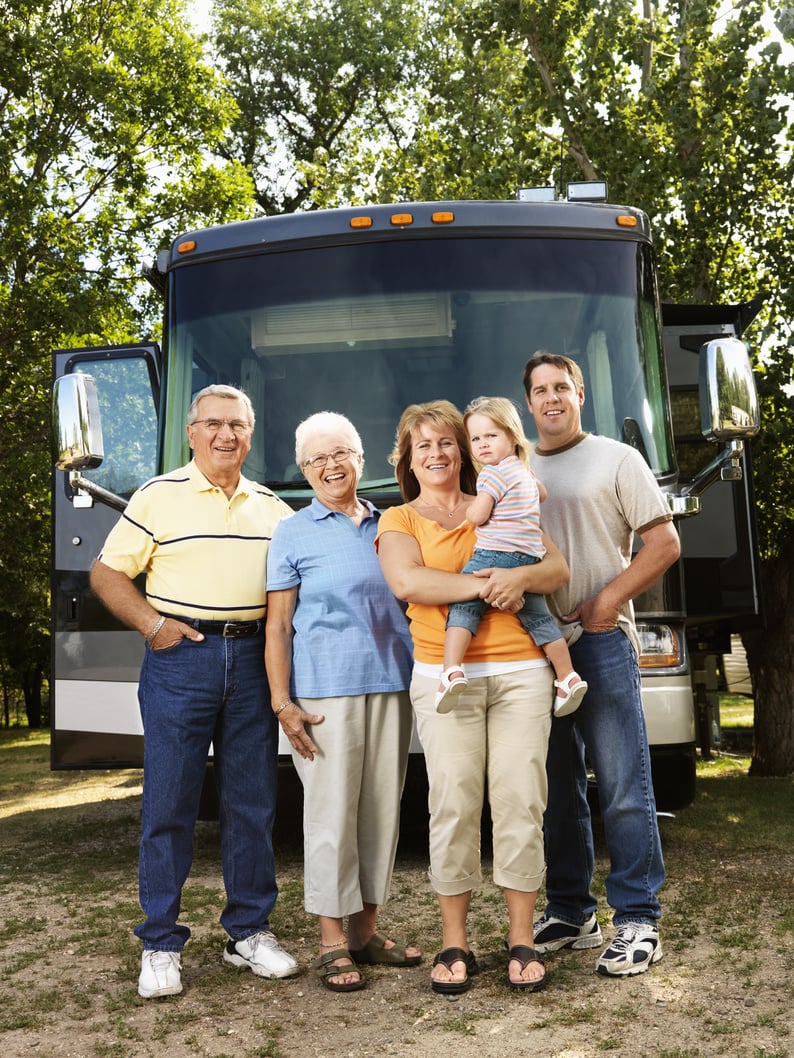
265, 479, 310, 490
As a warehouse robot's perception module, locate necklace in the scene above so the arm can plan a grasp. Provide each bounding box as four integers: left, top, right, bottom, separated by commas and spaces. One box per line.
418, 495, 466, 518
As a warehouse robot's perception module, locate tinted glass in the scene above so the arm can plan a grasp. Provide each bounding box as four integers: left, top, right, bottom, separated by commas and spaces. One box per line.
75, 357, 157, 497
162, 236, 675, 494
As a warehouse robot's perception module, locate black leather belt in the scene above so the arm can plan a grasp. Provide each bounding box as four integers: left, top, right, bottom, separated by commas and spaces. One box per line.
161, 614, 264, 638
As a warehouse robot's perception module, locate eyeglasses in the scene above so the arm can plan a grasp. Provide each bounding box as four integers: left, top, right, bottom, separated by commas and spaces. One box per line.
302, 447, 358, 469
190, 418, 252, 435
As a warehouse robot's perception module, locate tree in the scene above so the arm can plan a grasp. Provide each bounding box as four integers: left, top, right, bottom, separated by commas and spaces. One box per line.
500, 0, 794, 776
211, 0, 425, 212
390, 0, 794, 775
215, 0, 794, 772
5, 0, 792, 766
0, 0, 257, 719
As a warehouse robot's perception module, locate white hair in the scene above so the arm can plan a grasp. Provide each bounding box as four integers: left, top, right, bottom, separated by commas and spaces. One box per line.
295, 412, 364, 465
188, 385, 255, 426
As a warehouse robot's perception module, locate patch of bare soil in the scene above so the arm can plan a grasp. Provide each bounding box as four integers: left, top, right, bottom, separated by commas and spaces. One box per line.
1, 770, 792, 1058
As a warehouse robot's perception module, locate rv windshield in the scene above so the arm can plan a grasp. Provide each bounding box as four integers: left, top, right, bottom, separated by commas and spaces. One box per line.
162, 235, 675, 495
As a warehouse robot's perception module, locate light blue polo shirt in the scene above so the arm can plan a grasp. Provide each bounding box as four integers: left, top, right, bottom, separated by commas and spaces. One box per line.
266, 498, 413, 698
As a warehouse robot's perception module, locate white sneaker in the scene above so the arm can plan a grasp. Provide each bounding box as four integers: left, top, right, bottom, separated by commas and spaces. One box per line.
533, 911, 603, 953
138, 950, 183, 998
596, 923, 663, 977
223, 930, 299, 979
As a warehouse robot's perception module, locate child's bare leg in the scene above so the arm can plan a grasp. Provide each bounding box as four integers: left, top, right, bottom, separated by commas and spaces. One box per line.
543, 638, 587, 717
543, 638, 578, 688
443, 626, 473, 678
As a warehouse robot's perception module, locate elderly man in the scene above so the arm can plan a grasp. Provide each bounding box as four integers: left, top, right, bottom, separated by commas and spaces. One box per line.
90, 384, 297, 998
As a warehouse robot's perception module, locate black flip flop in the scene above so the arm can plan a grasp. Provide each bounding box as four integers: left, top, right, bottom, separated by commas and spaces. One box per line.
506, 943, 546, 991
431, 946, 479, 994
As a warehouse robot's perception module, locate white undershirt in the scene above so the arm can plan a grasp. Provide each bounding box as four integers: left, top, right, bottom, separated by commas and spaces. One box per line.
414, 658, 549, 680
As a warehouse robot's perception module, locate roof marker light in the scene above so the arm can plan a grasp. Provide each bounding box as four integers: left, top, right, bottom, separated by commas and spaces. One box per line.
431, 211, 455, 224
350, 216, 373, 229
517, 187, 557, 202
616, 214, 638, 227
390, 213, 414, 226
177, 240, 197, 254
566, 181, 608, 202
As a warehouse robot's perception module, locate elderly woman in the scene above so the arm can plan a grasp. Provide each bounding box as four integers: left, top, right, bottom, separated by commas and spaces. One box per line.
375, 400, 569, 994
265, 412, 421, 992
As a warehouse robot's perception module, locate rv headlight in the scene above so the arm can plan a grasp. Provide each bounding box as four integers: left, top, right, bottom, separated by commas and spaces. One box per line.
637, 623, 683, 670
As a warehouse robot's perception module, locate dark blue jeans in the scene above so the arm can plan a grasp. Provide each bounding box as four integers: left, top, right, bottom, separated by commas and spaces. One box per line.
447, 547, 561, 647
134, 634, 278, 951
543, 628, 664, 926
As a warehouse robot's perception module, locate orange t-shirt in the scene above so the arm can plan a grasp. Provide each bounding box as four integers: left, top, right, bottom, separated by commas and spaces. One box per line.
375, 504, 545, 666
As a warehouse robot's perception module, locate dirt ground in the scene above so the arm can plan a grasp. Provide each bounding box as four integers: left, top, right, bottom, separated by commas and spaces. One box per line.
1, 766, 792, 1058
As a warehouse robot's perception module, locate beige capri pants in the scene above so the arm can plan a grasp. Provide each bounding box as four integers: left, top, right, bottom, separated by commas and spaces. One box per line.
411, 665, 553, 896
290, 691, 412, 918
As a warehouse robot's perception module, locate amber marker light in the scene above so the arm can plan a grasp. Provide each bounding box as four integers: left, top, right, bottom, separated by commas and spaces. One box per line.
177, 240, 197, 254
390, 213, 414, 226
431, 211, 455, 224
616, 215, 638, 227
350, 216, 373, 229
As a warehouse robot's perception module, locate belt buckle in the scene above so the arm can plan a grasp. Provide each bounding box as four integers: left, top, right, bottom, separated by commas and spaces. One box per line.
222, 621, 243, 638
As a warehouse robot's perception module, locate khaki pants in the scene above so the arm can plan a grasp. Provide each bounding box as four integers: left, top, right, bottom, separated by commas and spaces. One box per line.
411, 667, 553, 896
291, 691, 412, 917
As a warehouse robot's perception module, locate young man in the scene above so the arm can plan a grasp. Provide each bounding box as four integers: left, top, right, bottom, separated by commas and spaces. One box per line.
90, 385, 298, 998
523, 352, 680, 977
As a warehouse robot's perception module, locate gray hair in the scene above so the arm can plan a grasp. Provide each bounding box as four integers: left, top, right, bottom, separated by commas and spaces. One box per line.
188, 385, 255, 427
295, 412, 363, 465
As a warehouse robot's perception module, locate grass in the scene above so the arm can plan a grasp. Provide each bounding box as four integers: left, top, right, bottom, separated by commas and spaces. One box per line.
1, 723, 793, 1058
719, 692, 754, 728
0, 727, 52, 790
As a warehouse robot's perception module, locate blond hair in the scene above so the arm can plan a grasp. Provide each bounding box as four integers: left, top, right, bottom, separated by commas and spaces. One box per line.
464, 396, 533, 468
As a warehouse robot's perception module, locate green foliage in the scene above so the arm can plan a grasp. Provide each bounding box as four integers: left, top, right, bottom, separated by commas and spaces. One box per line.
214, 0, 794, 562
753, 348, 794, 560
0, 0, 258, 714
211, 0, 794, 771
3, 0, 793, 755
212, 0, 426, 211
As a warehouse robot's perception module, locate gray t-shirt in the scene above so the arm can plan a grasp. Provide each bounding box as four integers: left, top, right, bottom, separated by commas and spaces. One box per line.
530, 433, 672, 656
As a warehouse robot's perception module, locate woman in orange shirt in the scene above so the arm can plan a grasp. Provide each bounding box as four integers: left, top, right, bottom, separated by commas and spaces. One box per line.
376, 400, 569, 995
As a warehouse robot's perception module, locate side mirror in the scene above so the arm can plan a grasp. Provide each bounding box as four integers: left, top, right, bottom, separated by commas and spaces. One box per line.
699, 338, 760, 442
52, 373, 105, 471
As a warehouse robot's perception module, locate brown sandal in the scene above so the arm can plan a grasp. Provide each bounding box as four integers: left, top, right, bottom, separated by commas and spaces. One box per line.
349, 931, 421, 966
311, 948, 365, 992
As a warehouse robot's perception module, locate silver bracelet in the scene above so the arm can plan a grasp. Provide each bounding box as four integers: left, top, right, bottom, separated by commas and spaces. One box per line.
274, 699, 293, 717
146, 616, 166, 643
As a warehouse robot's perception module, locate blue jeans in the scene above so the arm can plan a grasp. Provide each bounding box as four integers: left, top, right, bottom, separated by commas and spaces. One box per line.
447, 548, 561, 647
135, 633, 279, 951
543, 629, 664, 926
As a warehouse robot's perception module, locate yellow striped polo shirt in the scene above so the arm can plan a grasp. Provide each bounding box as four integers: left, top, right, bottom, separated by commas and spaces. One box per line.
98, 460, 292, 620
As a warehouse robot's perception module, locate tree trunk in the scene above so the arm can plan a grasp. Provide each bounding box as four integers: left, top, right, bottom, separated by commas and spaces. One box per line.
745, 537, 794, 776
23, 663, 43, 729
523, 24, 599, 181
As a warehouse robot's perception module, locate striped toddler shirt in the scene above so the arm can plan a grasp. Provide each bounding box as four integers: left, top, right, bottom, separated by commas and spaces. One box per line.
474, 454, 545, 558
